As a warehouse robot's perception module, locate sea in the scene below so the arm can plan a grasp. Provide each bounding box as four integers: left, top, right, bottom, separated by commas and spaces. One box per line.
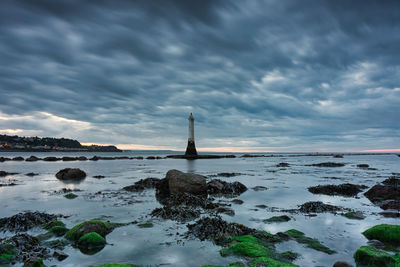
0, 151, 399, 267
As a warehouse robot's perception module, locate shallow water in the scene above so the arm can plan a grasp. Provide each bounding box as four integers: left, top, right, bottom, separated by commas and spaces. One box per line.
0, 152, 399, 266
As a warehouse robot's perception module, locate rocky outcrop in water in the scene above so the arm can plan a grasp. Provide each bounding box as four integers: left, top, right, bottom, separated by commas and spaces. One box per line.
55, 168, 86, 181
123, 178, 161, 192
0, 171, 18, 177
0, 212, 60, 232
308, 183, 367, 197
299, 201, 345, 213
207, 179, 247, 197
309, 162, 345, 167
364, 177, 400, 204
166, 169, 207, 195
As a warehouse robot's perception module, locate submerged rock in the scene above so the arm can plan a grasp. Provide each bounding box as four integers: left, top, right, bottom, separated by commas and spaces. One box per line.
308, 183, 367, 197
216, 172, 242, 177
0, 211, 59, 232
276, 162, 290, 167
0, 171, 18, 177
93, 175, 105, 179
263, 215, 291, 223
251, 186, 268, 191
380, 200, 400, 210
123, 178, 160, 192
56, 168, 86, 181
64, 193, 78, 199
284, 229, 336, 254
342, 211, 365, 220
65, 220, 119, 241
25, 172, 39, 176
357, 164, 369, 168
310, 162, 345, 167
207, 179, 247, 197
298, 201, 344, 213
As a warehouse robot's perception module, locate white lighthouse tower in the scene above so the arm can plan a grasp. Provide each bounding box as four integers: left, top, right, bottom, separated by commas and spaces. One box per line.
185, 112, 198, 157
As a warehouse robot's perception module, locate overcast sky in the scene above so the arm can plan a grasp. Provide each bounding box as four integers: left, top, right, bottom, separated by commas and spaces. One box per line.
0, 0, 399, 152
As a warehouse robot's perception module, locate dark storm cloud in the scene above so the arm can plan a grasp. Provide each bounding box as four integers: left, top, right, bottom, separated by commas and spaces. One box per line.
0, 0, 399, 151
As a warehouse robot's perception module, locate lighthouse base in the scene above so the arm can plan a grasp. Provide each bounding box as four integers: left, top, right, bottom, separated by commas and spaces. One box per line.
185, 140, 198, 158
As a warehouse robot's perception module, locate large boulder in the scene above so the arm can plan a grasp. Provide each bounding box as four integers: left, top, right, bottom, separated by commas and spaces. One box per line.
56, 168, 86, 181
166, 169, 207, 196
364, 178, 400, 204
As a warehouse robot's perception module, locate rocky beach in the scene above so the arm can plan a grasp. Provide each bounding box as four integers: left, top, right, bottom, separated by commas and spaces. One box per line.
0, 152, 399, 267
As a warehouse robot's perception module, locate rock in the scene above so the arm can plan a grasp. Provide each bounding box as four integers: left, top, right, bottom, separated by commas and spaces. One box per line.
333, 155, 344, 158
137, 222, 154, 228
216, 172, 241, 177
65, 220, 119, 241
12, 157, 24, 161
26, 172, 39, 176
146, 156, 156, 160
342, 211, 365, 220
207, 179, 247, 197
23, 257, 45, 267
166, 169, 207, 196
263, 215, 291, 223
77, 232, 106, 248
64, 193, 78, 199
284, 229, 336, 254
93, 175, 105, 179
379, 211, 400, 218
25, 156, 40, 162
62, 156, 77, 161
310, 162, 345, 167
380, 200, 400, 210
357, 164, 369, 168
364, 180, 400, 204
382, 176, 400, 186
231, 199, 244, 204
0, 234, 51, 265
354, 246, 400, 266
151, 206, 201, 222
123, 178, 160, 192
49, 226, 69, 236
0, 171, 18, 177
363, 224, 400, 245
215, 207, 235, 216
333, 261, 353, 267
299, 201, 344, 213
276, 162, 289, 167
0, 157, 11, 162
43, 220, 66, 230
43, 157, 60, 162
308, 183, 367, 197
186, 217, 255, 243
55, 168, 86, 180
0, 212, 59, 232
77, 156, 87, 161
89, 156, 99, 161
52, 251, 68, 261
251, 186, 268, 191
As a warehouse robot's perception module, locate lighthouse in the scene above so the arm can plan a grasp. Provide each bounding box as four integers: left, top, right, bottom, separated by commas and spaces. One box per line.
185, 112, 198, 157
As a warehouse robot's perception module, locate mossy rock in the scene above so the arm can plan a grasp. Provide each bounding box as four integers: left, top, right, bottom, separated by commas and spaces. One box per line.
201, 263, 244, 267
137, 222, 153, 228
49, 226, 69, 236
220, 242, 271, 258
263, 215, 291, 223
65, 220, 119, 241
90, 264, 136, 267
280, 251, 299, 261
78, 232, 106, 248
43, 220, 65, 230
257, 231, 283, 243
363, 224, 400, 245
284, 229, 336, 254
0, 253, 14, 265
249, 257, 298, 267
232, 235, 259, 243
64, 193, 78, 199
354, 246, 400, 266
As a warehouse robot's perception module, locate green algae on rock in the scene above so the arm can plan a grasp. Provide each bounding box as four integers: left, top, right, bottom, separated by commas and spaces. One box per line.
201, 263, 245, 267
284, 229, 336, 254
43, 220, 65, 230
41, 239, 70, 250
249, 257, 299, 267
263, 215, 291, 223
65, 220, 120, 241
342, 211, 365, 220
77, 232, 106, 248
354, 246, 400, 266
220, 241, 271, 258
363, 224, 400, 245
23, 257, 45, 267
49, 226, 69, 236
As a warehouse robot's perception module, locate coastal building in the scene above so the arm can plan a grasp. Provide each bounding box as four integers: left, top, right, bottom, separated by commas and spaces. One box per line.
185, 112, 198, 157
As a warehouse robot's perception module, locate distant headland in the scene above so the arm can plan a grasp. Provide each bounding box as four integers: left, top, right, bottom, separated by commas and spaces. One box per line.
0, 134, 121, 152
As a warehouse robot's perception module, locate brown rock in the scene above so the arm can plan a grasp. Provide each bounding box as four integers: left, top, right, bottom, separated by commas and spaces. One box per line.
166, 169, 207, 196
56, 168, 86, 180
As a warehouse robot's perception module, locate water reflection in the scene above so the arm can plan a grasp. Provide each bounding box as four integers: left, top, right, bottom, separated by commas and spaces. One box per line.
186, 159, 196, 173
